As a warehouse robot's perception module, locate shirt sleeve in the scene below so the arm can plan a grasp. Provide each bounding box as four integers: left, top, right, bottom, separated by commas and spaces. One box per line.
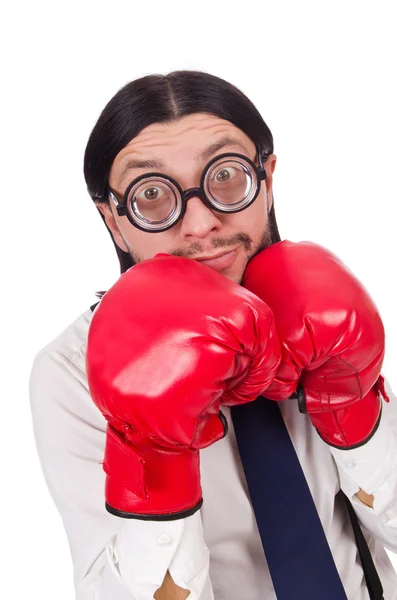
330, 376, 397, 553
29, 346, 213, 599
107, 511, 213, 600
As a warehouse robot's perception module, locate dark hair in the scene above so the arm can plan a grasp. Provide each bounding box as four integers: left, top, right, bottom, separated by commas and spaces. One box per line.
84, 70, 281, 276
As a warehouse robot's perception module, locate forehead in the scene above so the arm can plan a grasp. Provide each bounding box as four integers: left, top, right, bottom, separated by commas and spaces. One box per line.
109, 114, 256, 185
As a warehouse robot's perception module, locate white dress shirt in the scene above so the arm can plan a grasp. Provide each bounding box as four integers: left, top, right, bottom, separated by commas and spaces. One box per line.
29, 307, 397, 600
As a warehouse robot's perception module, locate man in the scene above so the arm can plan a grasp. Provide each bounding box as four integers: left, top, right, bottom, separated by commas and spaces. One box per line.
30, 71, 397, 599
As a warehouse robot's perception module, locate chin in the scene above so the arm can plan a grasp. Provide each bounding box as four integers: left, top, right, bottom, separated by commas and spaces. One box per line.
221, 264, 245, 285
226, 254, 250, 284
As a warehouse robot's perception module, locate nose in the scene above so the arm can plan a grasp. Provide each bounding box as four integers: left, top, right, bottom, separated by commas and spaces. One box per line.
179, 195, 222, 239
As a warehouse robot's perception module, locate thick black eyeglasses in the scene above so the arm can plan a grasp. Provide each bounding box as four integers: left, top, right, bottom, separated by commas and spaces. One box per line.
108, 150, 268, 233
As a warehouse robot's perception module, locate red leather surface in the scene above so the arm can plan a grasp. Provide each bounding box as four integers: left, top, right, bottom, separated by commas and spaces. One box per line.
243, 241, 385, 447
86, 254, 281, 516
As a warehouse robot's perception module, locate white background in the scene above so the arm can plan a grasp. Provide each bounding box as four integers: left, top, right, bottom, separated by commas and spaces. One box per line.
1, 0, 396, 597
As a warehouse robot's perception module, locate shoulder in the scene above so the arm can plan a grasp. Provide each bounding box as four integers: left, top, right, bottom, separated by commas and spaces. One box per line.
30, 307, 94, 379
29, 307, 98, 419
36, 307, 94, 361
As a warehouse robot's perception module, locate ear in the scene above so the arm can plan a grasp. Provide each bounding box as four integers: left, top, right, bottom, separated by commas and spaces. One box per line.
94, 200, 129, 253
264, 154, 277, 211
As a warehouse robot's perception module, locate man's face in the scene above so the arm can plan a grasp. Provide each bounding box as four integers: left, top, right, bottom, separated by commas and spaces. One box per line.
96, 113, 277, 284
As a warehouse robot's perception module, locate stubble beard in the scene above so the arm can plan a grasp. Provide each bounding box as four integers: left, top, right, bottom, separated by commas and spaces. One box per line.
127, 226, 273, 283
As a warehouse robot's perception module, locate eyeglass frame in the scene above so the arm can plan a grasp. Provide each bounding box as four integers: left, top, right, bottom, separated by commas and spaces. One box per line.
107, 147, 269, 233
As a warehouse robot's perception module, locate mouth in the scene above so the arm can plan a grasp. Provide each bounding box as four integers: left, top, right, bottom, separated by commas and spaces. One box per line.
194, 247, 239, 272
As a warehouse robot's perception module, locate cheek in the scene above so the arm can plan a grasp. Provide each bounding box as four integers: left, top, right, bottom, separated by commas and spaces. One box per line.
119, 221, 176, 260
232, 197, 268, 239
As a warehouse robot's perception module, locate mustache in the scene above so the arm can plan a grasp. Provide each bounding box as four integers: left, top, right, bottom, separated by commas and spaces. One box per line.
171, 233, 253, 258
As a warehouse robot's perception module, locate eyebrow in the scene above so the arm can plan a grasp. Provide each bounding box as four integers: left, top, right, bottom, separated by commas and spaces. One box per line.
117, 136, 252, 185
197, 137, 251, 162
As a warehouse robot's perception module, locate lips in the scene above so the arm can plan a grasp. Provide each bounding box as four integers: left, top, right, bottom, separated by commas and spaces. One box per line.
194, 248, 239, 272
195, 249, 237, 262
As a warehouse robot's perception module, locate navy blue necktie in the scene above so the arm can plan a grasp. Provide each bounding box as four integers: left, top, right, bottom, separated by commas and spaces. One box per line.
230, 397, 348, 600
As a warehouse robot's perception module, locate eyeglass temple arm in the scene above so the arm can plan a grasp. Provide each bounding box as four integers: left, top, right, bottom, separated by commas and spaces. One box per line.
108, 190, 128, 217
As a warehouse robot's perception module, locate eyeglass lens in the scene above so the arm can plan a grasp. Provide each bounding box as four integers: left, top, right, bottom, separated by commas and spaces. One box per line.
126, 156, 258, 228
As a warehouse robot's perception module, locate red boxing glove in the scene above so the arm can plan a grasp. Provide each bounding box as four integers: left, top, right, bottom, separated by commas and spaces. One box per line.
86, 254, 281, 520
243, 240, 389, 448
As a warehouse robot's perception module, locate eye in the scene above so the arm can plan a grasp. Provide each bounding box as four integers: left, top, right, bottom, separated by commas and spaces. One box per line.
215, 167, 237, 182
139, 186, 164, 201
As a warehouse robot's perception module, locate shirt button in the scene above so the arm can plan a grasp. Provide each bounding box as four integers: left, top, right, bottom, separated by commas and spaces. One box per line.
346, 460, 356, 469
381, 514, 389, 524
158, 535, 173, 547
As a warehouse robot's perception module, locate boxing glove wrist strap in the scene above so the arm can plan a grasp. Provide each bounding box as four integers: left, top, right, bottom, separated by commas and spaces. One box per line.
103, 424, 203, 520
